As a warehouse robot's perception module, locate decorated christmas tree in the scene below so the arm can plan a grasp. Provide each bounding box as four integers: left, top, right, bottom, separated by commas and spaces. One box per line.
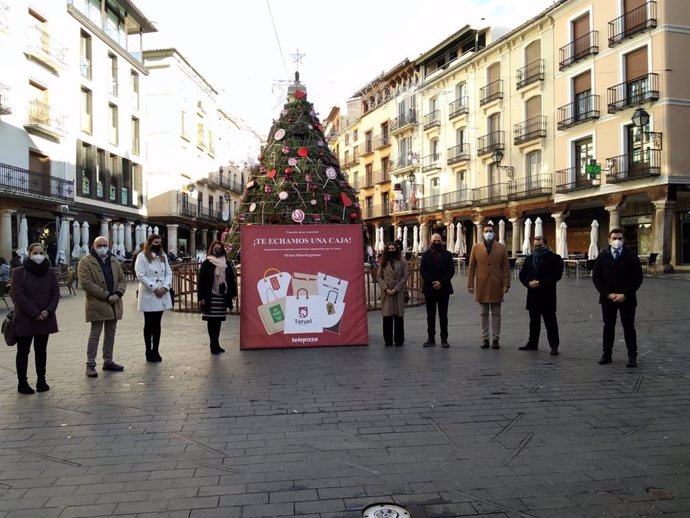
223, 73, 362, 260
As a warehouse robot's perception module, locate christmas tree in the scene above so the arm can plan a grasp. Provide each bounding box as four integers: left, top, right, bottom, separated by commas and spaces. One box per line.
223, 73, 362, 261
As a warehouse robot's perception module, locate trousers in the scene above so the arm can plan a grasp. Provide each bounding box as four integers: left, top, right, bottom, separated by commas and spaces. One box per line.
16, 335, 48, 382
480, 302, 502, 341
528, 307, 559, 348
602, 302, 637, 356
86, 319, 117, 366
143, 311, 164, 351
383, 315, 405, 345
425, 291, 449, 341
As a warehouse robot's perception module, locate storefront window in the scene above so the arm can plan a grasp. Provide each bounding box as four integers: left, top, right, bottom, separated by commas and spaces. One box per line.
680, 212, 690, 265
621, 215, 653, 255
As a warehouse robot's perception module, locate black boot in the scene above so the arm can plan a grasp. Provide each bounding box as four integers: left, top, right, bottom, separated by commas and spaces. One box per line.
18, 379, 35, 395
36, 377, 50, 392
626, 354, 637, 368
152, 342, 162, 362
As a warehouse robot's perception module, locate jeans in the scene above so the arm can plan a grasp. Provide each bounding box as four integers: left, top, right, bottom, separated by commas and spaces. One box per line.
480, 302, 502, 341
86, 319, 117, 366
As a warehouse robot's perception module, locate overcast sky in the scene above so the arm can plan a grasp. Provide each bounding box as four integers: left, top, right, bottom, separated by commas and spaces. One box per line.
140, 0, 556, 135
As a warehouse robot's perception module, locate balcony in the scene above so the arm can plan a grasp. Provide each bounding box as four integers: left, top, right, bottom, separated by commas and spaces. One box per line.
391, 155, 417, 174
605, 150, 660, 183
516, 59, 544, 90
177, 194, 198, 219
477, 130, 505, 156
362, 170, 374, 189
342, 150, 359, 169
421, 153, 441, 172
197, 204, 221, 223
557, 95, 600, 130
0, 162, 74, 202
555, 166, 599, 194
360, 139, 375, 157
443, 188, 474, 209
514, 115, 547, 145
607, 73, 658, 113
447, 144, 470, 165
474, 183, 509, 205
449, 97, 469, 119
373, 133, 390, 149
508, 174, 553, 200
0, 83, 10, 115
24, 100, 67, 140
25, 25, 68, 71
480, 79, 503, 106
418, 194, 445, 213
390, 110, 418, 135
373, 169, 391, 184
423, 110, 441, 130
362, 203, 391, 219
609, 1, 657, 47
208, 171, 243, 194
559, 31, 599, 70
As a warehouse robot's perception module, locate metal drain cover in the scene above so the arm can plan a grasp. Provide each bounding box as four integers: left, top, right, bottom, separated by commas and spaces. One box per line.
363, 503, 411, 518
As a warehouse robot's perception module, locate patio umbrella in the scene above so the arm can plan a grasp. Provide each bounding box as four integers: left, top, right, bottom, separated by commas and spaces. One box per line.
535, 217, 543, 238
498, 220, 506, 245
558, 221, 569, 258
56, 218, 69, 265
455, 223, 465, 255
117, 223, 125, 253
447, 221, 455, 253
420, 224, 428, 253
71, 220, 81, 259
522, 218, 532, 255
588, 219, 600, 260
402, 226, 408, 253
153, 226, 159, 235
396, 226, 402, 243
17, 216, 29, 259
412, 225, 419, 254
147, 225, 152, 237
111, 225, 118, 250
81, 222, 90, 255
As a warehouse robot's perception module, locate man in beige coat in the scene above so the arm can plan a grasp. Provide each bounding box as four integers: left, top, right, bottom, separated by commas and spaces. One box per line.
78, 236, 127, 377
467, 222, 510, 349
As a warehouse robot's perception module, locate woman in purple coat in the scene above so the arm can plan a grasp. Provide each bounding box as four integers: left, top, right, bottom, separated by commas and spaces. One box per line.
10, 243, 60, 394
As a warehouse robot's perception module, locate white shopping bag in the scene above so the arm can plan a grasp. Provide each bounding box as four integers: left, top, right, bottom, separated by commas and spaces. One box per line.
283, 288, 324, 334
322, 289, 346, 334
317, 272, 349, 302
257, 268, 291, 304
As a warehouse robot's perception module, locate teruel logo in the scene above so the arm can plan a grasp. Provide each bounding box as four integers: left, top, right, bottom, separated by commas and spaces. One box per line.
299, 307, 308, 318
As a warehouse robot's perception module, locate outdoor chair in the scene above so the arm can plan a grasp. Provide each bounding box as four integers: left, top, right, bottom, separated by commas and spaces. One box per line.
0, 280, 10, 310
645, 252, 659, 274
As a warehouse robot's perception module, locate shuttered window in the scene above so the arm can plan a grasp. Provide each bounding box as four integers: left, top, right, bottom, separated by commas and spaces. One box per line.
526, 96, 541, 119
573, 71, 591, 94
625, 47, 648, 81
526, 40, 541, 63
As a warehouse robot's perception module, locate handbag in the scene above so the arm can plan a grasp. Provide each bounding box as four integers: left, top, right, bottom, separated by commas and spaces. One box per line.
2, 311, 16, 346
404, 290, 410, 304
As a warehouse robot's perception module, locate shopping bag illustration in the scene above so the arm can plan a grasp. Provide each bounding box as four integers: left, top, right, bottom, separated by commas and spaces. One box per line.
322, 289, 346, 334
284, 288, 324, 334
317, 272, 349, 302
291, 272, 318, 296
257, 268, 291, 304
257, 290, 286, 335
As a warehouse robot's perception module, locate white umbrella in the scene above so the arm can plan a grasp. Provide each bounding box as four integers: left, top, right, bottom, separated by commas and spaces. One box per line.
498, 220, 506, 245
558, 221, 569, 258
111, 225, 118, 251
420, 224, 428, 253
56, 219, 69, 265
412, 225, 419, 254
147, 225, 153, 237
117, 223, 125, 253
455, 222, 465, 255
522, 218, 532, 255
17, 216, 29, 259
375, 227, 383, 254
534, 216, 543, 238
135, 225, 144, 247
71, 220, 81, 259
588, 219, 600, 260
447, 221, 455, 253
396, 226, 402, 242
81, 222, 90, 255
153, 226, 159, 235
402, 226, 408, 253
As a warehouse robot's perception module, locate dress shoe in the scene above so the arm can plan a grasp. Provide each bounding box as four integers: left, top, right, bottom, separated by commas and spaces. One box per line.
441, 340, 449, 348
422, 340, 436, 347
598, 354, 612, 365
550, 347, 559, 356
481, 340, 490, 349
491, 338, 500, 349
153, 352, 163, 362
102, 362, 124, 371
384, 342, 393, 347
519, 344, 538, 351
85, 366, 98, 377
395, 342, 404, 347
145, 351, 156, 363
626, 355, 637, 368
17, 383, 35, 395
36, 378, 50, 392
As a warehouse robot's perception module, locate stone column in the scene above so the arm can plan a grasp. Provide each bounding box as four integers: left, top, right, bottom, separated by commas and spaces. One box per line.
166, 224, 179, 255
653, 200, 675, 273
0, 209, 14, 261
189, 227, 197, 257
211, 230, 218, 242
551, 212, 566, 256
124, 221, 134, 252
99, 218, 111, 240
473, 219, 482, 246
200, 228, 208, 251
605, 205, 621, 234
509, 217, 522, 258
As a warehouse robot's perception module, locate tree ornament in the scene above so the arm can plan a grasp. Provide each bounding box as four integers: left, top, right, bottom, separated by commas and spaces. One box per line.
297, 147, 308, 157
267, 168, 277, 179
312, 214, 321, 222
264, 184, 272, 193
340, 192, 353, 207
291, 209, 305, 223
310, 198, 317, 206
305, 174, 312, 191
278, 191, 288, 200
238, 213, 247, 221
287, 157, 298, 166
349, 212, 358, 220
249, 203, 257, 212
294, 90, 306, 99
282, 146, 290, 154
274, 128, 286, 140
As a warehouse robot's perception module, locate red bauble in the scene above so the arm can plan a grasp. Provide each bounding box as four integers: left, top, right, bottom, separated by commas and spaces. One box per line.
266, 169, 277, 179
297, 147, 308, 157
294, 90, 306, 99
349, 213, 358, 220
284, 167, 292, 175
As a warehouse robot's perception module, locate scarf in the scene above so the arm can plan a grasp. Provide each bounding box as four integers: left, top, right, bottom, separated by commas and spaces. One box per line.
23, 257, 51, 276
532, 246, 549, 275
207, 255, 227, 295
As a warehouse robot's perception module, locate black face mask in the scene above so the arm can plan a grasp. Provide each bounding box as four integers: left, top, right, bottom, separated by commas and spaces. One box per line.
431, 242, 442, 250
151, 244, 162, 253
386, 250, 400, 259
213, 249, 225, 258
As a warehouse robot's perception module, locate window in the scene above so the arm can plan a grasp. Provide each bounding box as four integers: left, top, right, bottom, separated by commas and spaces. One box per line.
108, 153, 120, 202
344, 150, 350, 165
488, 113, 501, 133
381, 192, 390, 214
344, 133, 349, 146
430, 97, 438, 112
380, 121, 389, 140
208, 129, 215, 155
457, 170, 467, 191
131, 117, 139, 155
353, 129, 358, 142
108, 103, 118, 145
430, 177, 440, 196
80, 31, 92, 79
108, 53, 118, 96
196, 123, 204, 148
77, 140, 93, 196
625, 46, 649, 103
430, 138, 439, 156
130, 71, 139, 109
381, 156, 390, 176
80, 88, 92, 134
180, 110, 188, 139
572, 13, 590, 57
573, 71, 592, 119
574, 137, 594, 175
132, 163, 142, 207
29, 149, 50, 175
526, 150, 542, 188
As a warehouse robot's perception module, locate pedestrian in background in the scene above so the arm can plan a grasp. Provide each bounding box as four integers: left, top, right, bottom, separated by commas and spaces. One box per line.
78, 236, 127, 377
0, 257, 10, 282
135, 234, 173, 362
419, 233, 455, 347
10, 243, 60, 394
518, 236, 563, 355
467, 222, 510, 349
377, 241, 409, 346
197, 240, 237, 354
592, 228, 643, 367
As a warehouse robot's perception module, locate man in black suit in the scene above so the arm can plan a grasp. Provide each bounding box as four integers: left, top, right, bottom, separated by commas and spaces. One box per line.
419, 233, 455, 348
592, 228, 643, 367
518, 236, 563, 356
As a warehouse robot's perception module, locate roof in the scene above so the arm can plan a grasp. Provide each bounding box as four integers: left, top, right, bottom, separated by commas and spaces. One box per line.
143, 48, 219, 95
414, 25, 473, 65
351, 59, 412, 98
119, 0, 157, 33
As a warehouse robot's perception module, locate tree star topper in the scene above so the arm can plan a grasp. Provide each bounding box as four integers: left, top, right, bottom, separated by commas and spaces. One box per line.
290, 49, 305, 71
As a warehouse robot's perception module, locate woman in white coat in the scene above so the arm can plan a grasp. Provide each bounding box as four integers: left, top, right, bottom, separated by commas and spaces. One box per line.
134, 234, 173, 362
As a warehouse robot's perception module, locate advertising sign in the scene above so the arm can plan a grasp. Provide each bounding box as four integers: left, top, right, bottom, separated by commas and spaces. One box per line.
240, 225, 368, 349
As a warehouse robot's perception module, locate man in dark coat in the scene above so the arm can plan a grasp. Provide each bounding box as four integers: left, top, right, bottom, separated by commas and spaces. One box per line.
592, 228, 643, 367
419, 233, 455, 347
518, 236, 563, 355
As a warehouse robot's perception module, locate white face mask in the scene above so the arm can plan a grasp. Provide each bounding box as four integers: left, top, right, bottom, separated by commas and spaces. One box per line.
30, 254, 46, 264
484, 232, 495, 242
610, 238, 623, 250
95, 246, 109, 257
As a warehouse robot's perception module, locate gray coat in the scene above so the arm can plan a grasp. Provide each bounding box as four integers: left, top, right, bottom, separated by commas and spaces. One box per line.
377, 259, 409, 317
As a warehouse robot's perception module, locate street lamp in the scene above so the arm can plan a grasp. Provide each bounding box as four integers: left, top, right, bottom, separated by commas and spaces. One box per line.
631, 107, 650, 128
491, 149, 514, 179
407, 172, 416, 211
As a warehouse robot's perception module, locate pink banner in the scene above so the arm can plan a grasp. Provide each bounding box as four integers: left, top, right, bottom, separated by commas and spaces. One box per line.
240, 225, 368, 349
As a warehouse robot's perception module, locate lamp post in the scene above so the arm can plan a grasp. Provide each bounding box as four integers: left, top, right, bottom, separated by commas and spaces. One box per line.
491, 149, 514, 180
631, 107, 650, 128
407, 172, 416, 211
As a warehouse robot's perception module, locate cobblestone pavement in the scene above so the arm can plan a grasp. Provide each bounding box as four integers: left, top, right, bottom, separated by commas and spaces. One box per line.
0, 272, 688, 518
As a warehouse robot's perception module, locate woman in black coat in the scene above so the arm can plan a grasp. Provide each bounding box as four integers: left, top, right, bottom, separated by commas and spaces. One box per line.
197, 240, 237, 354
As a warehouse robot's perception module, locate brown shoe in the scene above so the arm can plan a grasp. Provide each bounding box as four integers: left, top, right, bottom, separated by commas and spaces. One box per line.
491, 338, 500, 349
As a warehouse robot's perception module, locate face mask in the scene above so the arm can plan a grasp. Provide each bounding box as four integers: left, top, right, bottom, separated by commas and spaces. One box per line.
534, 244, 546, 252
484, 232, 494, 242
431, 242, 442, 249
610, 239, 623, 250
96, 246, 109, 258
30, 254, 46, 264
213, 249, 225, 258
151, 244, 162, 253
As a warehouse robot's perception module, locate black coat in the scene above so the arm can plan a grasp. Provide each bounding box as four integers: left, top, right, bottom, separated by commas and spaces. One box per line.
197, 259, 237, 309
420, 248, 455, 295
592, 247, 643, 306
519, 251, 563, 310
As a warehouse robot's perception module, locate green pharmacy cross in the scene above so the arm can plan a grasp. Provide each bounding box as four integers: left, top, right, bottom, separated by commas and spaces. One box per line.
585, 159, 601, 178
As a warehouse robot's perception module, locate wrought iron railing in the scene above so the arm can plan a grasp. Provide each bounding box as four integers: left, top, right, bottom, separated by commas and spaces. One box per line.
449, 97, 469, 119
0, 162, 74, 202
177, 194, 198, 218
480, 79, 503, 105
555, 166, 599, 194
209, 172, 244, 194
443, 188, 474, 209
557, 95, 600, 129
423, 110, 440, 130
606, 73, 659, 113
516, 59, 544, 89
477, 130, 505, 156
361, 139, 375, 156
514, 115, 547, 144
508, 174, 553, 200
361, 203, 391, 219
391, 155, 417, 172
0, 83, 10, 114
559, 31, 599, 70
373, 133, 390, 149
26, 100, 66, 134
26, 25, 68, 68
390, 111, 418, 133
609, 1, 657, 47
474, 183, 509, 205
421, 153, 441, 171
605, 150, 660, 183
447, 144, 470, 165
373, 169, 390, 184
